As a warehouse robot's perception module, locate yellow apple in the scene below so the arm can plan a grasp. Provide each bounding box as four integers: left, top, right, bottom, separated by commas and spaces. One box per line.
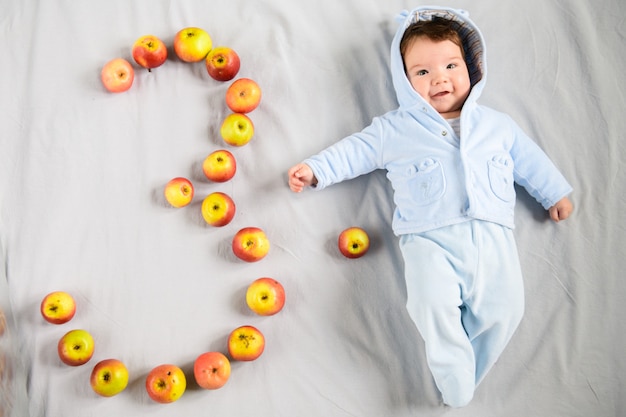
57, 329, 95, 366
145, 364, 186, 403
225, 78, 262, 114
90, 359, 129, 397
193, 352, 231, 390
164, 177, 194, 208
338, 227, 370, 258
132, 34, 168, 70
246, 277, 285, 316
232, 227, 270, 262
220, 113, 254, 147
201, 192, 236, 227
202, 149, 236, 182
173, 27, 212, 63
40, 291, 76, 324
227, 325, 265, 361
101, 58, 134, 93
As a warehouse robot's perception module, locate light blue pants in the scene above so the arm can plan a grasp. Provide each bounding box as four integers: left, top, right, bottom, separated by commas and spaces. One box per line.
399, 220, 524, 408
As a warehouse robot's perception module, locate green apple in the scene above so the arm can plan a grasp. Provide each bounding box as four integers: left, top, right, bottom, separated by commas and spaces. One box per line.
220, 113, 254, 147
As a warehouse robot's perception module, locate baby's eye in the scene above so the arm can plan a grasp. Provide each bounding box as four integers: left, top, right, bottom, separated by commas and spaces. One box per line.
416, 69, 428, 76
447, 63, 457, 69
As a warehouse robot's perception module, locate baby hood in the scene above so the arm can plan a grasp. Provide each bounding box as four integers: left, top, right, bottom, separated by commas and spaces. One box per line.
390, 6, 487, 113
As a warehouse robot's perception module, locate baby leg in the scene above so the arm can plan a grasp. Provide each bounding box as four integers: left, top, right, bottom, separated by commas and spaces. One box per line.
400, 231, 477, 408
461, 222, 524, 386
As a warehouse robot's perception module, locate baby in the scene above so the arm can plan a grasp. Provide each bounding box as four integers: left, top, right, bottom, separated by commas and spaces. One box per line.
287, 7, 573, 407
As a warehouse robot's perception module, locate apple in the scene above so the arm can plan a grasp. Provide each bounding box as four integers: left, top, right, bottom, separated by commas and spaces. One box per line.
173, 27, 212, 63
201, 192, 236, 227
132, 34, 168, 70
145, 364, 186, 403
232, 227, 270, 262
220, 113, 254, 147
193, 351, 231, 390
338, 227, 370, 258
90, 359, 129, 397
205, 46, 240, 81
246, 277, 285, 316
101, 58, 134, 93
57, 329, 95, 366
164, 177, 194, 208
40, 291, 76, 324
225, 78, 262, 113
202, 149, 236, 182
227, 325, 265, 361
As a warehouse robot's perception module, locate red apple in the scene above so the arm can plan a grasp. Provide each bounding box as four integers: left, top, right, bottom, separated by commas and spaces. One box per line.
205, 46, 240, 81
90, 359, 129, 397
232, 227, 270, 262
101, 58, 134, 93
202, 149, 236, 182
164, 177, 194, 208
246, 277, 285, 316
193, 351, 231, 390
58, 329, 95, 366
173, 27, 212, 63
338, 227, 370, 258
220, 113, 254, 147
132, 34, 168, 70
40, 291, 76, 324
201, 192, 236, 227
145, 364, 186, 403
225, 78, 262, 114
227, 325, 265, 361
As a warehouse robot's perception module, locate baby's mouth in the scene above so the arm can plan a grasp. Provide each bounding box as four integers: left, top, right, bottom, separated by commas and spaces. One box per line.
431, 91, 450, 98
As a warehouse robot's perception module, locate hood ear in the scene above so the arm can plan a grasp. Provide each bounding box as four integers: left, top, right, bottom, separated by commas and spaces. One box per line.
395, 10, 410, 24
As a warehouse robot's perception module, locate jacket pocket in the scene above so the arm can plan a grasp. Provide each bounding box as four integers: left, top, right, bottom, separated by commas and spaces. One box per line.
404, 158, 446, 206
488, 154, 515, 202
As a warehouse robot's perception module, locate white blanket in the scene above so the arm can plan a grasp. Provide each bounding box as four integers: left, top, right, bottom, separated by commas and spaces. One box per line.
1, 0, 624, 416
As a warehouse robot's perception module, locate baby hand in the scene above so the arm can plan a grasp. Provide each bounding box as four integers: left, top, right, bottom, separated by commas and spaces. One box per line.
288, 163, 316, 192
549, 197, 573, 222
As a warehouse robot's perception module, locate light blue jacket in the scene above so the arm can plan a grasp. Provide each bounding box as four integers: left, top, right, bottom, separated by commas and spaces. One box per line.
304, 6, 573, 235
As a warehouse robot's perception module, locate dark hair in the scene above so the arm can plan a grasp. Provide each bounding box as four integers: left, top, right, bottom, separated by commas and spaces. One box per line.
400, 18, 466, 61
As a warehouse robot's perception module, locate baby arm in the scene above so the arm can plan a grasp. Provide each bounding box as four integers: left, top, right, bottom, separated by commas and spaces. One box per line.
288, 163, 318, 193
548, 197, 574, 222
